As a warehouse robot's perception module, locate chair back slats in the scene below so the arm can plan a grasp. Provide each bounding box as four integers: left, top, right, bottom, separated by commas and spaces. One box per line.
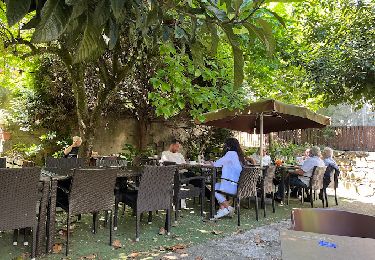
96, 159, 128, 168
45, 157, 87, 168
324, 165, 337, 189
310, 166, 326, 190
263, 166, 276, 194
136, 166, 176, 213
69, 168, 118, 215
237, 167, 261, 199
0, 168, 40, 230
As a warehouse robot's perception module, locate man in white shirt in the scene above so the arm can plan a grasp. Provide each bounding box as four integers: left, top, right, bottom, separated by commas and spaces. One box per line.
249, 148, 272, 166
276, 146, 325, 201
160, 139, 186, 165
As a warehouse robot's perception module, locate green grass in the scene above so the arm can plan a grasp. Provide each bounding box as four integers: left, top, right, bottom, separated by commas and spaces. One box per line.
0, 196, 339, 260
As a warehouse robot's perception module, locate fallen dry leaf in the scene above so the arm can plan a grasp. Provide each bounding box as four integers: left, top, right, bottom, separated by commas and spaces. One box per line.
158, 227, 166, 235
112, 239, 122, 249
195, 257, 203, 260
80, 253, 96, 259
128, 252, 139, 258
254, 234, 264, 245
211, 230, 223, 235
52, 243, 63, 254
169, 243, 187, 251
174, 249, 187, 255
159, 246, 166, 251
233, 229, 244, 235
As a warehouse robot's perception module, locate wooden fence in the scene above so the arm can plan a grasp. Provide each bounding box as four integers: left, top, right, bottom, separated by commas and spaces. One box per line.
234, 126, 375, 152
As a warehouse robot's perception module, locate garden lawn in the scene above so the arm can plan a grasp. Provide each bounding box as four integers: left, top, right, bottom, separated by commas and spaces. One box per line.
1, 197, 321, 260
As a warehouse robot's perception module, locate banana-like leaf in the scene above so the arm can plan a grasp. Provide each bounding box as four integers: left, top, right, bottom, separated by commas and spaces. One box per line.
6, 0, 31, 27
222, 24, 244, 89
32, 0, 72, 43
74, 13, 105, 63
94, 0, 110, 27
108, 17, 119, 50
70, 0, 87, 20
110, 0, 126, 21
256, 18, 276, 54
265, 9, 286, 27
244, 21, 275, 54
207, 22, 219, 56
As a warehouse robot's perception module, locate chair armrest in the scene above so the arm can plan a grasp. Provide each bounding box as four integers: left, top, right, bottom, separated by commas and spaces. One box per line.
216, 177, 238, 184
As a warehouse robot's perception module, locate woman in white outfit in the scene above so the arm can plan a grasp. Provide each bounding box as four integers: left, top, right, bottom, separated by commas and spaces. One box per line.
213, 138, 245, 219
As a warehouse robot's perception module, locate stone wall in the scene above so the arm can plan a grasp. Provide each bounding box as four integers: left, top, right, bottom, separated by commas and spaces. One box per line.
335, 151, 375, 196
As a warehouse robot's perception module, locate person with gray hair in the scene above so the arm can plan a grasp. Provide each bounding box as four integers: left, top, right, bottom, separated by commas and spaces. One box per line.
275, 146, 325, 202
64, 136, 82, 158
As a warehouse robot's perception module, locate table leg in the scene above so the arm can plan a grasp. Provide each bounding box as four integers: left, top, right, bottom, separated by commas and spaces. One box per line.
281, 169, 286, 204
210, 168, 216, 219
36, 181, 49, 255
47, 179, 57, 253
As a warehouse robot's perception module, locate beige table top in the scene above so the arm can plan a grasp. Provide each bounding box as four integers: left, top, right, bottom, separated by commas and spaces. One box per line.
280, 230, 375, 260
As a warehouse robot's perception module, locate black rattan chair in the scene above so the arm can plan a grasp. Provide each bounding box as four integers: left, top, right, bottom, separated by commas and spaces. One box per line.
0, 168, 40, 259
216, 166, 261, 226
287, 166, 326, 207
45, 157, 86, 168
56, 168, 118, 256
322, 165, 339, 207
258, 165, 276, 217
115, 166, 176, 241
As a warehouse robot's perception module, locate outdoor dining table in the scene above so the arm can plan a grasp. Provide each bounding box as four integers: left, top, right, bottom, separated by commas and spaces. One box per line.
276, 164, 299, 203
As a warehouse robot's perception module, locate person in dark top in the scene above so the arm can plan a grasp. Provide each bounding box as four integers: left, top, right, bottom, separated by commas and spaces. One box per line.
63, 136, 82, 158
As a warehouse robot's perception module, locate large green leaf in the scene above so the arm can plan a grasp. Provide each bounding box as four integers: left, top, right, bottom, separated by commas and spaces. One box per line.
222, 24, 244, 89
108, 18, 118, 50
206, 5, 229, 22
207, 23, 219, 56
256, 18, 276, 54
110, 0, 126, 21
32, 0, 72, 43
6, 0, 31, 27
94, 0, 110, 27
74, 13, 105, 62
70, 0, 87, 20
265, 9, 286, 27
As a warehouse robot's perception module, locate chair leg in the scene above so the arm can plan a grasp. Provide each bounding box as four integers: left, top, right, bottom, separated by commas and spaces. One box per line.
166, 208, 171, 235
104, 211, 108, 228
314, 190, 316, 201
13, 229, 19, 245
92, 212, 98, 234
262, 191, 266, 218
31, 224, 37, 259
148, 211, 152, 224
200, 193, 204, 217
78, 214, 81, 221
255, 194, 259, 221
324, 188, 328, 207
66, 214, 70, 256
248, 198, 251, 209
301, 188, 304, 204
310, 189, 313, 208
109, 211, 113, 246
175, 199, 180, 222
135, 213, 140, 242
287, 183, 290, 205
335, 188, 338, 205
114, 198, 119, 230
271, 191, 275, 213
236, 198, 240, 226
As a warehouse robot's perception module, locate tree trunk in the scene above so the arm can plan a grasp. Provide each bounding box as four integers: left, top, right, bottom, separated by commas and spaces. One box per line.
136, 117, 149, 152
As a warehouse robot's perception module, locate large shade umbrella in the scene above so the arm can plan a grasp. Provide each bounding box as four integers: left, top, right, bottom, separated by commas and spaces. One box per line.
197, 99, 331, 167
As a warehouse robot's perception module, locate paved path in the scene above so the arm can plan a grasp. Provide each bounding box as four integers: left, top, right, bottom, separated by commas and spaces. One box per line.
162, 188, 375, 260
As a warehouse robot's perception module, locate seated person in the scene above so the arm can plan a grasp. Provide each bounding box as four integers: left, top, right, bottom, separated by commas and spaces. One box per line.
63, 136, 82, 158
248, 148, 272, 166
321, 147, 340, 192
160, 139, 186, 165
275, 146, 325, 202
296, 148, 310, 166
213, 138, 245, 219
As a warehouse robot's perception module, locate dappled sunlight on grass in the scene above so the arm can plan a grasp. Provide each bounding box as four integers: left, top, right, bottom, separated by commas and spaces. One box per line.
0, 196, 338, 259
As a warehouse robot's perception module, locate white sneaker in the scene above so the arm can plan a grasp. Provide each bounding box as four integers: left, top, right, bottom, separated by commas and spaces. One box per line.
228, 206, 235, 216
214, 208, 230, 219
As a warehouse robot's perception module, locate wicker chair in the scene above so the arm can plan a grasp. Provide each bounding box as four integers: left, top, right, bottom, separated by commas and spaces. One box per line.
288, 166, 326, 207
56, 168, 118, 256
45, 157, 87, 168
322, 165, 339, 207
216, 166, 261, 226
115, 166, 176, 241
258, 165, 276, 217
0, 168, 40, 259
96, 159, 128, 168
